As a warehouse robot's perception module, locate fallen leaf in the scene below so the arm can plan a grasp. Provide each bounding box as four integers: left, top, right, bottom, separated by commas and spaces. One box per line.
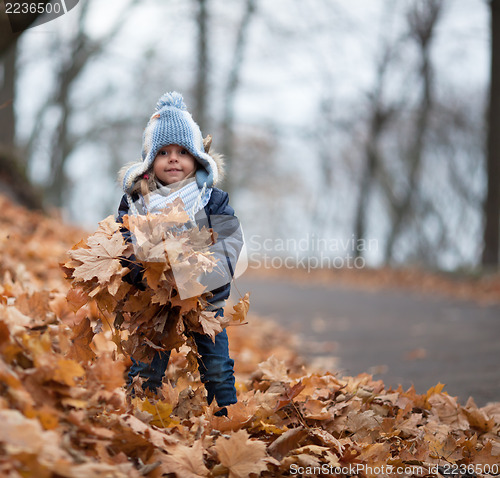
67, 317, 96, 363
215, 429, 268, 478
155, 440, 209, 477
51, 358, 86, 386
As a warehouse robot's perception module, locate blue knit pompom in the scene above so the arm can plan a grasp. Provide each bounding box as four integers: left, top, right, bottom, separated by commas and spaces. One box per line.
155, 91, 187, 111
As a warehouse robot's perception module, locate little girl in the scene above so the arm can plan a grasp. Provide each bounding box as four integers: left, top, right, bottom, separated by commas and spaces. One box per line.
116, 92, 242, 416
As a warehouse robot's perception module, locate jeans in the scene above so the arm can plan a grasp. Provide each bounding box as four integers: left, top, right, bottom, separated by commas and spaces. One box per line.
127, 311, 237, 407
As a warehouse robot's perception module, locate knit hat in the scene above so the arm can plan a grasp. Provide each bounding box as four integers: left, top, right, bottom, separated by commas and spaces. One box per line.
122, 92, 218, 193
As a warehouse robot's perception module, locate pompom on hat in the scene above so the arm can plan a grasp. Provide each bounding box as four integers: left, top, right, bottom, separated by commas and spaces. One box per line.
121, 92, 219, 193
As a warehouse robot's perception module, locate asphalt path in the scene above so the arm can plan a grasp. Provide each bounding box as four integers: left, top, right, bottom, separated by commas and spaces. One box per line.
234, 276, 500, 407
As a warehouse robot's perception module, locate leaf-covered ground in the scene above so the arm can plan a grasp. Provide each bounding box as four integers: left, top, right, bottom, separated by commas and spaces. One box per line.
0, 194, 499, 478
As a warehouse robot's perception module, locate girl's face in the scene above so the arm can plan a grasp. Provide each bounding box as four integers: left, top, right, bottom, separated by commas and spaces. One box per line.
153, 144, 197, 185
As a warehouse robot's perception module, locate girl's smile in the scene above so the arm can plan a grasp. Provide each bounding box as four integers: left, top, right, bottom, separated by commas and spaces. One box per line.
153, 144, 196, 185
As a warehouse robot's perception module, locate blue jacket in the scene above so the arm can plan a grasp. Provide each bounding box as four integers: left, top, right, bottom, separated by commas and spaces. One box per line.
116, 187, 242, 305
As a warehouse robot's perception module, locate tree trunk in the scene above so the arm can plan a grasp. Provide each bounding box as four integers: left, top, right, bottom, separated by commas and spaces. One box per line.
353, 45, 394, 259
194, 0, 209, 133
0, 41, 16, 149
384, 0, 442, 262
0, 5, 47, 56
220, 0, 256, 194
0, 40, 43, 209
482, 0, 500, 267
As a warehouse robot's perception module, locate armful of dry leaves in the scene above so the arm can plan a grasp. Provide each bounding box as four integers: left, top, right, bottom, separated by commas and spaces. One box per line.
62, 200, 250, 364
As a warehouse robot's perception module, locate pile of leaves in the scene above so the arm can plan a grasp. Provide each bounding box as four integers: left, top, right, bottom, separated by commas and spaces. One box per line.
0, 193, 499, 477
62, 200, 248, 366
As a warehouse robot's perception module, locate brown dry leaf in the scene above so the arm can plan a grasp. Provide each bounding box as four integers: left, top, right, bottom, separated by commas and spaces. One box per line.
132, 398, 179, 428
463, 398, 495, 432
211, 399, 258, 433
471, 440, 500, 464
142, 261, 166, 290
95, 215, 122, 237
170, 294, 199, 314
155, 440, 209, 477
36, 405, 60, 430
302, 398, 331, 420
356, 442, 391, 464
65, 287, 89, 313
15, 291, 52, 323
0, 409, 68, 459
51, 358, 86, 386
215, 429, 268, 478
228, 293, 250, 323
297, 373, 342, 400
274, 381, 306, 412
268, 427, 309, 461
67, 317, 96, 363
428, 393, 469, 430
87, 353, 125, 391
118, 414, 178, 452
68, 232, 126, 283
198, 310, 223, 342
258, 355, 289, 382
151, 286, 172, 305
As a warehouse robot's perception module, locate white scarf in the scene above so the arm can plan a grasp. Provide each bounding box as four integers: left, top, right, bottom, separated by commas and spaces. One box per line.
127, 177, 212, 222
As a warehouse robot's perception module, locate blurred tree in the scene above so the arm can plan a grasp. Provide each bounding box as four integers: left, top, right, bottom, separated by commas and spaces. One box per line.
0, 2, 48, 55
191, 0, 258, 194
0, 43, 16, 150
193, 0, 209, 132
24, 0, 138, 207
482, 0, 500, 267
383, 0, 443, 263
0, 6, 43, 209
353, 40, 398, 259
220, 0, 257, 194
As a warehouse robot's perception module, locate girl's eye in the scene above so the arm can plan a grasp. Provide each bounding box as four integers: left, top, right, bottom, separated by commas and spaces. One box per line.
159, 150, 167, 155
180, 149, 188, 155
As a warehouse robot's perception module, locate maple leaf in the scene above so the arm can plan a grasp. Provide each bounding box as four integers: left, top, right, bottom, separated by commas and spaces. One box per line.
302, 398, 331, 420
156, 440, 209, 477
215, 429, 268, 478
274, 382, 306, 412
94, 215, 121, 237
67, 317, 96, 363
87, 353, 125, 391
198, 310, 223, 342
211, 399, 258, 433
463, 399, 495, 432
51, 358, 86, 387
227, 293, 250, 323
258, 355, 289, 382
68, 233, 126, 283
170, 293, 199, 314
14, 291, 52, 324
131, 398, 179, 428
170, 259, 207, 299
142, 261, 166, 290
151, 287, 172, 305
